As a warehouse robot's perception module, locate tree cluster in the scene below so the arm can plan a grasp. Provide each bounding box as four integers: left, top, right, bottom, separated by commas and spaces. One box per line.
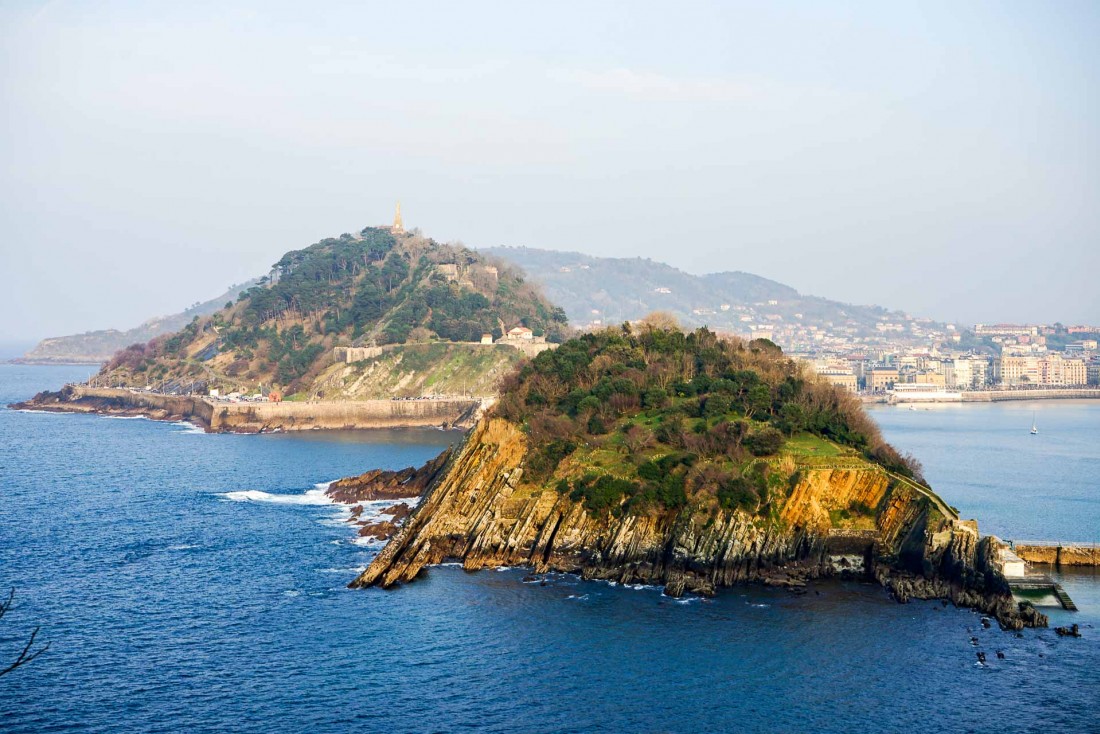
496, 324, 923, 516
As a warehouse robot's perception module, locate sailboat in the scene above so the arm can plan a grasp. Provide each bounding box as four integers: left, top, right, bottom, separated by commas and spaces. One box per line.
1030, 413, 1038, 435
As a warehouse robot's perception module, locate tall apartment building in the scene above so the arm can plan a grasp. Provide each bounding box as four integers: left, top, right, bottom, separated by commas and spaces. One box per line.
946, 357, 990, 389
996, 354, 1088, 386
1041, 354, 1088, 385
994, 355, 1038, 386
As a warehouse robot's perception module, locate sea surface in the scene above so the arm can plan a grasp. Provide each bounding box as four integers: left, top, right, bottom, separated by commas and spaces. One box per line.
1, 364, 1097, 733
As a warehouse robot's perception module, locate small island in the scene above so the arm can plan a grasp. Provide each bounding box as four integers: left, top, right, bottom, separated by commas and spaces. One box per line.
353, 323, 1046, 631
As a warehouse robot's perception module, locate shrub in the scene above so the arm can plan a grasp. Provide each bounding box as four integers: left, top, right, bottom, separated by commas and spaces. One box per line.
743, 427, 783, 456
717, 476, 758, 512
568, 474, 639, 513
643, 386, 669, 409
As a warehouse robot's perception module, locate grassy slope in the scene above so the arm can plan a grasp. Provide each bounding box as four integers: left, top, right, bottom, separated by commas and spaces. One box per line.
494, 326, 926, 528
311, 344, 523, 400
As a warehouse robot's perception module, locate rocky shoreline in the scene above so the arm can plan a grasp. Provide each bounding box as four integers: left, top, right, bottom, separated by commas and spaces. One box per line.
348, 418, 1049, 632
324, 449, 454, 540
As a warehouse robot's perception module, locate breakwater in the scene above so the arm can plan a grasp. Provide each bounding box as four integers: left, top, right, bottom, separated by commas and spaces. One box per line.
963, 388, 1100, 402
1012, 542, 1100, 567
862, 387, 1100, 405
13, 385, 483, 433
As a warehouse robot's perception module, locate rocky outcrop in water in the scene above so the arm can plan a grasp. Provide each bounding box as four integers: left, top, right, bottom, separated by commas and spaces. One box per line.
325, 449, 452, 504
349, 417, 1045, 631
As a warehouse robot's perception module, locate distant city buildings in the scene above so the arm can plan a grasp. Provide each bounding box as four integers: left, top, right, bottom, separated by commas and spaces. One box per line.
994, 354, 1088, 387
792, 320, 1098, 395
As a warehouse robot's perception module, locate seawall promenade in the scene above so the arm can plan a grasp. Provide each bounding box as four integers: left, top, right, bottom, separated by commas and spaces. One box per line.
16, 386, 484, 433
863, 388, 1100, 404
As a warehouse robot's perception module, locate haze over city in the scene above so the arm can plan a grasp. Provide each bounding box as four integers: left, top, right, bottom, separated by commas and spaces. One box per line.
2, 1, 1097, 344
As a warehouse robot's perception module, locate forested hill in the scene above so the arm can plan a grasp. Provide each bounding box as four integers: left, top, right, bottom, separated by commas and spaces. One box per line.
494, 323, 923, 516
94, 227, 567, 396
19, 280, 259, 364
481, 246, 915, 337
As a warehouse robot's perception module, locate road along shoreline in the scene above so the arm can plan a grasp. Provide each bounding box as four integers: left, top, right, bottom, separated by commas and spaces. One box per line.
9, 385, 486, 433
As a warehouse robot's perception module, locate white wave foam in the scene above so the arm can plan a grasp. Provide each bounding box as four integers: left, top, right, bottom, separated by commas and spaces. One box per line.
220, 487, 335, 505
167, 544, 199, 551
172, 421, 206, 434
566, 594, 590, 601
317, 567, 367, 574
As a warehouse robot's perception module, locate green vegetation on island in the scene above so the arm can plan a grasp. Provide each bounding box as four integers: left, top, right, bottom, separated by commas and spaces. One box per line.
495, 320, 923, 517
97, 227, 568, 398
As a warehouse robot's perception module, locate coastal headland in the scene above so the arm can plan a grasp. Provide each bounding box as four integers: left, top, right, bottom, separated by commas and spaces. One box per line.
352, 416, 1046, 630
11, 385, 483, 433
346, 326, 1050, 631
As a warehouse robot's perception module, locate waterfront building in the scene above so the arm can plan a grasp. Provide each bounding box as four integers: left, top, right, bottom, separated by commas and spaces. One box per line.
915, 372, 946, 387
996, 354, 1088, 386
889, 383, 962, 403
1036, 354, 1087, 386
866, 368, 898, 392
995, 355, 1039, 386
946, 357, 990, 389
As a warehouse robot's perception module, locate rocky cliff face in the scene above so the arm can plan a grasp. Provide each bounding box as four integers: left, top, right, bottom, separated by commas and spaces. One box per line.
351, 417, 1045, 630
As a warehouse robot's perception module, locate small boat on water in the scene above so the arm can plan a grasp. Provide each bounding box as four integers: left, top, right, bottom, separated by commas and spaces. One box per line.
1030, 414, 1038, 435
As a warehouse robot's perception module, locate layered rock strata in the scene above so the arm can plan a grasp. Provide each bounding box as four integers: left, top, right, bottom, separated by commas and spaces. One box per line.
350, 418, 1045, 630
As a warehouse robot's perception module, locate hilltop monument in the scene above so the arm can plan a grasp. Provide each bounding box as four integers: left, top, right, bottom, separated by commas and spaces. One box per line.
392, 201, 404, 234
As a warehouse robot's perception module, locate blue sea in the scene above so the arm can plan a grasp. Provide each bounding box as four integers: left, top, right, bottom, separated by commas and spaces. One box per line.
1, 365, 1097, 733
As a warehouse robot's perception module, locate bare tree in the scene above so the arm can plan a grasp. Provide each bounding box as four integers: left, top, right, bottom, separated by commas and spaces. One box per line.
0, 589, 49, 677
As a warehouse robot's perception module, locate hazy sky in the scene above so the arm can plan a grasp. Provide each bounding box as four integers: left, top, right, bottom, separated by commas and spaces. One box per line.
2, 1, 1098, 342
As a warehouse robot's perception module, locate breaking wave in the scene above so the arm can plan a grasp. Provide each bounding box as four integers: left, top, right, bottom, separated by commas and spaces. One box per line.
219, 484, 335, 505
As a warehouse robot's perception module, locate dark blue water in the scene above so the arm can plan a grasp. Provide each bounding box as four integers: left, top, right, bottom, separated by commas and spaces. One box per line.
2, 365, 1098, 733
